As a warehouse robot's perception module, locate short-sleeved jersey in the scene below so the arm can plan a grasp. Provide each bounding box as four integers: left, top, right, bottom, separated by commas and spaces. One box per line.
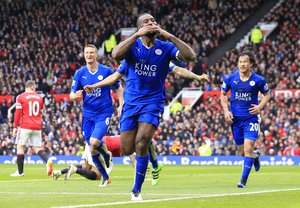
71, 64, 120, 118
15, 91, 43, 130
222, 71, 269, 119
117, 38, 178, 105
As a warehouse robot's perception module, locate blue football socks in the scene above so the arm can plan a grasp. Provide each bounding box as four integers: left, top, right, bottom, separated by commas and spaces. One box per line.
132, 155, 149, 192
241, 156, 254, 182
97, 141, 110, 166
92, 153, 108, 180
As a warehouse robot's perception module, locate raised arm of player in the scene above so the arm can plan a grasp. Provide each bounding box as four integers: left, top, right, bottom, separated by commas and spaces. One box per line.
112, 25, 156, 60
157, 27, 196, 62
171, 66, 209, 82
220, 90, 233, 124
84, 72, 124, 93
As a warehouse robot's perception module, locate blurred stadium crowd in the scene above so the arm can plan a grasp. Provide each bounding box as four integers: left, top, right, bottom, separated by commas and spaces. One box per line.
0, 0, 299, 156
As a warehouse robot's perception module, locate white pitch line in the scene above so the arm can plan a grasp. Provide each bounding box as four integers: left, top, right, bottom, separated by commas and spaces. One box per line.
50, 188, 300, 208
0, 172, 296, 183
0, 192, 204, 196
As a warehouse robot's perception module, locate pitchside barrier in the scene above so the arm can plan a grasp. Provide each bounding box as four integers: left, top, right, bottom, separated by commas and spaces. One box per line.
0, 156, 299, 165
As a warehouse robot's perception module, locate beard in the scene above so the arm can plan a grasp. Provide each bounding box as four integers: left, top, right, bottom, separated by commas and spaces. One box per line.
145, 31, 157, 37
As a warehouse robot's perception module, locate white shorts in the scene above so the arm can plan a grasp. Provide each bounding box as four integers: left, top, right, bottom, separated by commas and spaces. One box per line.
16, 128, 42, 147
82, 143, 95, 167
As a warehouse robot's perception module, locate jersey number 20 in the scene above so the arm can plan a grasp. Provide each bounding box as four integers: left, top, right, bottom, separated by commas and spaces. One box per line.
249, 123, 258, 131
28, 101, 40, 116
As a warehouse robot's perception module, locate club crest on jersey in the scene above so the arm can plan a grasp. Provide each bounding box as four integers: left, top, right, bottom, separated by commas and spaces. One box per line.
250, 81, 255, 86
98, 75, 103, 80
155, 49, 162, 55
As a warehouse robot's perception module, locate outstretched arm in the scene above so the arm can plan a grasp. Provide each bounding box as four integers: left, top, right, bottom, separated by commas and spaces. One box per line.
84, 72, 124, 93
171, 66, 209, 82
157, 27, 196, 62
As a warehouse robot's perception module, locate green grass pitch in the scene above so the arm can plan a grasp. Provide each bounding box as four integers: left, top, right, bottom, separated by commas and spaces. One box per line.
0, 164, 299, 208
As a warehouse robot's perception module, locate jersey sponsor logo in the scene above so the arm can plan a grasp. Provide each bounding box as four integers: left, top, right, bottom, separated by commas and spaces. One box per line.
250, 81, 255, 86
155, 49, 162, 55
98, 75, 103, 80
235, 92, 252, 101
134, 61, 157, 77
86, 88, 102, 97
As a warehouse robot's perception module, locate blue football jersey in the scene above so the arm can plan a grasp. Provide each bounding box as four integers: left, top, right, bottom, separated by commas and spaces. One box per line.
222, 71, 269, 118
71, 64, 120, 117
117, 38, 179, 105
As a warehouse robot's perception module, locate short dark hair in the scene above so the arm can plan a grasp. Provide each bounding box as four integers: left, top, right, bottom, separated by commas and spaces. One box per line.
136, 13, 152, 27
238, 47, 255, 64
84, 44, 98, 51
25, 80, 36, 88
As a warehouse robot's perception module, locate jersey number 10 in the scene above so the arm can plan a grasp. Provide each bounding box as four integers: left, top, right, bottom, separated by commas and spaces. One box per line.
28, 101, 40, 116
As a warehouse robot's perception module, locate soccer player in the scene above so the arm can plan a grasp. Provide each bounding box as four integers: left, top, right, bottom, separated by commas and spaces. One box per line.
84, 13, 208, 200
70, 44, 124, 187
11, 81, 53, 177
53, 142, 102, 181
52, 136, 158, 184
220, 50, 270, 188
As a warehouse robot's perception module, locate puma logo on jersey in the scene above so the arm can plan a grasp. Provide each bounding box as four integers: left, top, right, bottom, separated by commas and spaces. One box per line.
136, 47, 141, 52
82, 76, 87, 80
234, 81, 239, 85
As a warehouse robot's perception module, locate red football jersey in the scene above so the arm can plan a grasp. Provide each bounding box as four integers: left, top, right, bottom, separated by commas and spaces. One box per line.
13, 91, 43, 130
103, 135, 123, 156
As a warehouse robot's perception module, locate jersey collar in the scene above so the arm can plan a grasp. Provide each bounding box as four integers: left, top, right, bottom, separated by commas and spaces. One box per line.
87, 64, 99, 75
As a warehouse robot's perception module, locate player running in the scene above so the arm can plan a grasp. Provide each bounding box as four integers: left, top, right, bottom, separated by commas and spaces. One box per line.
220, 50, 270, 188
84, 13, 208, 200
52, 136, 161, 186
70, 44, 124, 187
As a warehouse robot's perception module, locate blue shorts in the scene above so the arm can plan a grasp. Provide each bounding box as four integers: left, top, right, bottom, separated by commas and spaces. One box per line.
82, 115, 111, 145
119, 103, 163, 132
231, 115, 259, 146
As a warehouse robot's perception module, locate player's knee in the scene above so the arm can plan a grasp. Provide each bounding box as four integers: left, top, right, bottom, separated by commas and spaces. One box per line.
121, 145, 134, 155
135, 139, 150, 154
238, 150, 245, 156
244, 147, 254, 156
89, 145, 97, 155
